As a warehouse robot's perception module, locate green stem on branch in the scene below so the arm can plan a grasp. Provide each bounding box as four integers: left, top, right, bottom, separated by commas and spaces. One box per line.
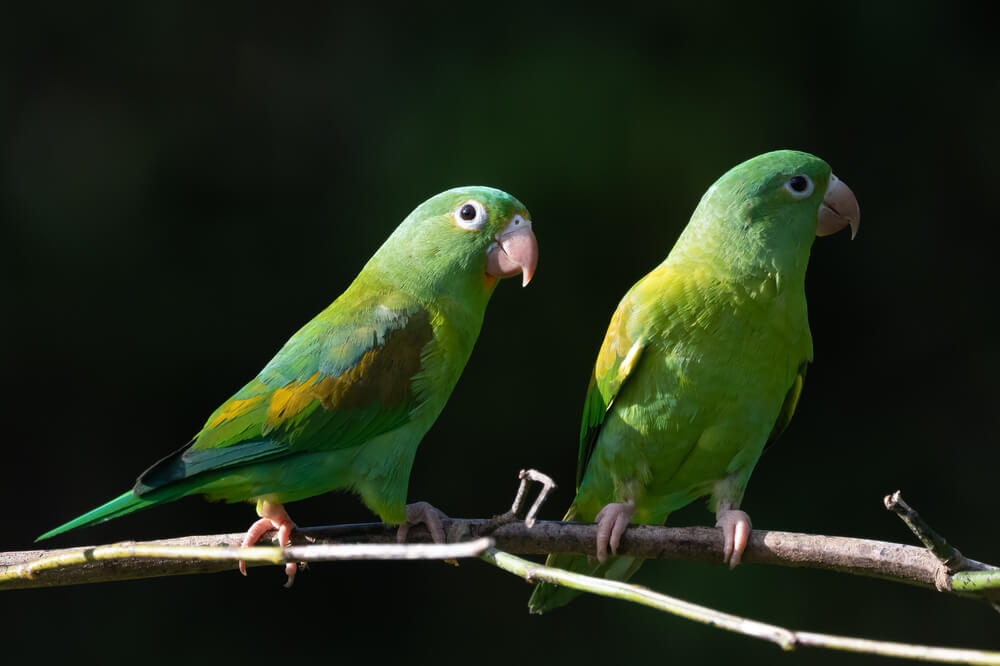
952, 570, 1000, 592
481, 548, 1000, 666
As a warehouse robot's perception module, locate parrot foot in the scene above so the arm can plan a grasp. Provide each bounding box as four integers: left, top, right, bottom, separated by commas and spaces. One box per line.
239, 501, 300, 588
716, 508, 752, 570
396, 501, 450, 545
594, 501, 635, 563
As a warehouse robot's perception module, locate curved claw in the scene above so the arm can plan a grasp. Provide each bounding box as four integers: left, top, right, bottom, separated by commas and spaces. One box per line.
594, 502, 635, 563
716, 509, 752, 570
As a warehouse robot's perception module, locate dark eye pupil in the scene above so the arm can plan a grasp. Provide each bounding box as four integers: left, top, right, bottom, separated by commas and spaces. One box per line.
460, 204, 477, 220
789, 175, 808, 192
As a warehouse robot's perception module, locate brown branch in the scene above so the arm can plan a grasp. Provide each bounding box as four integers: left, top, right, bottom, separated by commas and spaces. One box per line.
7, 473, 996, 664
4, 479, 996, 615
3, 518, 996, 595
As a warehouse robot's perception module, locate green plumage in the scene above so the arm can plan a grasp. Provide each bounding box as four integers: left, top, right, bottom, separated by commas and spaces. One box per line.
529, 151, 829, 612
39, 186, 533, 541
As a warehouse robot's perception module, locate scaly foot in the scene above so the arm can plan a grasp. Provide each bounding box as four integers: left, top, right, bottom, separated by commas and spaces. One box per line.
716, 508, 752, 569
240, 501, 299, 587
396, 501, 449, 544
595, 501, 635, 562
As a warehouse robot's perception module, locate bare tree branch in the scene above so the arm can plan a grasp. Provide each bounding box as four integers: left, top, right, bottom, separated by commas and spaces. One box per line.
4, 472, 999, 665
3, 518, 997, 597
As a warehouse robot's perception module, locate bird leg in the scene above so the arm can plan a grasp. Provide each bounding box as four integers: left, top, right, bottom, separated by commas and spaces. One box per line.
716, 505, 752, 569
240, 500, 300, 588
396, 501, 449, 544
594, 501, 635, 562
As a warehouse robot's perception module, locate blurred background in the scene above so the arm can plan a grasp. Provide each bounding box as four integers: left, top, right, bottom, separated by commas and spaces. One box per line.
4, 3, 999, 664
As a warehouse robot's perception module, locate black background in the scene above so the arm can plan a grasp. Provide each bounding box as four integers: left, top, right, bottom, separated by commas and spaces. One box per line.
4, 3, 999, 664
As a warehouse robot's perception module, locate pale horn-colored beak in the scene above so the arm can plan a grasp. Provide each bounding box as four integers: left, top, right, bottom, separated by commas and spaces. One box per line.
486, 215, 538, 286
817, 173, 860, 239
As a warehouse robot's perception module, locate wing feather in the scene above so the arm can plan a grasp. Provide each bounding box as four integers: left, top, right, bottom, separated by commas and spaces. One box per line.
576, 291, 648, 488
135, 294, 434, 495
762, 361, 809, 452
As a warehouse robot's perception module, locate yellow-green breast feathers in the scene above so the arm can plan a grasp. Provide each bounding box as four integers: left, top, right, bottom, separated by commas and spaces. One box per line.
529, 150, 841, 612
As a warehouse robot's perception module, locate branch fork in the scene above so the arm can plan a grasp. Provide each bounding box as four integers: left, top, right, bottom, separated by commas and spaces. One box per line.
884, 490, 1000, 610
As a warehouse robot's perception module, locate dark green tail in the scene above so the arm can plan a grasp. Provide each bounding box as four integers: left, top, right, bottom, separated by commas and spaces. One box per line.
527, 551, 644, 613
527, 502, 648, 614
36, 485, 189, 542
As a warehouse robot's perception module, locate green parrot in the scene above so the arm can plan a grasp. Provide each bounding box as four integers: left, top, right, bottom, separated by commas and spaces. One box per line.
528, 150, 859, 613
38, 186, 539, 586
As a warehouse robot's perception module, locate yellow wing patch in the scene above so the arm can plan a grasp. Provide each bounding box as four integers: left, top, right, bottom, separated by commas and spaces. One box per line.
261, 315, 432, 431
207, 394, 266, 428
264, 374, 324, 428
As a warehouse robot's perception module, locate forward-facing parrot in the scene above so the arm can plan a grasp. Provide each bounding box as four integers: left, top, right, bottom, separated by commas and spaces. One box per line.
528, 150, 859, 613
38, 186, 539, 586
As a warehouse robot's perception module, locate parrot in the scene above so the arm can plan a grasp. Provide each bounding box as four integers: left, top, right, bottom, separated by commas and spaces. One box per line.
38, 185, 539, 586
528, 150, 859, 613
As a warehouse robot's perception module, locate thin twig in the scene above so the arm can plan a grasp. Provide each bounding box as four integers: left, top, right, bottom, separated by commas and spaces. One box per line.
519, 469, 557, 528
479, 468, 556, 535
481, 547, 1000, 665
0, 537, 492, 590
885, 491, 971, 584
884, 490, 1000, 613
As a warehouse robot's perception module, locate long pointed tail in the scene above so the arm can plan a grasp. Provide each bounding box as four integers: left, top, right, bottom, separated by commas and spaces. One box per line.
36, 489, 177, 542
527, 503, 650, 614
527, 551, 644, 613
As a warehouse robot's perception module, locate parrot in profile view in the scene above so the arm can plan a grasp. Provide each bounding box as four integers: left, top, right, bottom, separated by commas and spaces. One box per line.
528, 150, 859, 613
38, 186, 539, 586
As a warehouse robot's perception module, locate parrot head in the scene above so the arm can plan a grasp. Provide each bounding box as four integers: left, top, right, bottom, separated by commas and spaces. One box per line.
369, 186, 538, 298
676, 150, 860, 279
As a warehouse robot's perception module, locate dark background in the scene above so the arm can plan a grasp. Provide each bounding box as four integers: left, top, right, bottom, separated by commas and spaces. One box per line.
4, 3, 999, 664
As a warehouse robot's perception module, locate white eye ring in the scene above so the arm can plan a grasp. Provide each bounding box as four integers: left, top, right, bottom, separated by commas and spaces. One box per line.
453, 200, 488, 230
783, 174, 815, 199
